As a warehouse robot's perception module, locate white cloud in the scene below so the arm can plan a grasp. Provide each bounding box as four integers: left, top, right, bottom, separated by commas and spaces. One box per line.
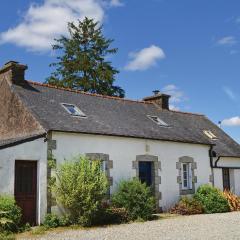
125, 45, 165, 71
169, 104, 180, 111
217, 36, 237, 46
222, 116, 240, 127
162, 84, 186, 110
223, 86, 236, 101
0, 0, 121, 52
110, 0, 124, 6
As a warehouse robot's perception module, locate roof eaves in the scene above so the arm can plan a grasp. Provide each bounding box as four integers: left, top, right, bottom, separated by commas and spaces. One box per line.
51, 129, 213, 146
0, 133, 46, 150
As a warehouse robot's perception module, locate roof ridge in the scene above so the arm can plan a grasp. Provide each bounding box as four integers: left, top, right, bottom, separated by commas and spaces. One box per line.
26, 81, 204, 116
169, 109, 204, 116
26, 80, 153, 105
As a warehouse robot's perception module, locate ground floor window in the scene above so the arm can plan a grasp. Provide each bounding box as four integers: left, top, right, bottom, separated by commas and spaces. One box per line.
176, 156, 197, 195
85, 153, 113, 186
182, 163, 192, 190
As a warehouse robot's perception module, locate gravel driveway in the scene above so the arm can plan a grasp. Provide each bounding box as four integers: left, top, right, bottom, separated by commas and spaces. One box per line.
19, 212, 240, 240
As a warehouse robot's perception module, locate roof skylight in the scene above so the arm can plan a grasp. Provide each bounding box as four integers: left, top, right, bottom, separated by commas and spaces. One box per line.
62, 103, 86, 117
147, 115, 169, 127
203, 130, 217, 140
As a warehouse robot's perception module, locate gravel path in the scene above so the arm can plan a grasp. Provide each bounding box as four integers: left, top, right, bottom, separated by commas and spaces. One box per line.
20, 212, 240, 240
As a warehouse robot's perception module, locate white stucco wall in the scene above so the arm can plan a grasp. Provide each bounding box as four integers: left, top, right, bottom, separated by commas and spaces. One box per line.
0, 138, 47, 224
213, 168, 223, 191
233, 170, 240, 195
52, 132, 212, 211
1, 132, 240, 224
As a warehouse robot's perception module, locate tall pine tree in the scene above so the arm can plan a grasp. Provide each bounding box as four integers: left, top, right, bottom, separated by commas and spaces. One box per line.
46, 17, 125, 98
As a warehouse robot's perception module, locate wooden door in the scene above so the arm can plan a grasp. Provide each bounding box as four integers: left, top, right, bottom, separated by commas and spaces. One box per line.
139, 161, 153, 187
222, 168, 230, 191
14, 161, 37, 225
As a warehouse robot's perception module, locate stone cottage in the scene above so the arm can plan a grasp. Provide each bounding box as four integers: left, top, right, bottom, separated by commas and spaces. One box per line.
0, 61, 240, 225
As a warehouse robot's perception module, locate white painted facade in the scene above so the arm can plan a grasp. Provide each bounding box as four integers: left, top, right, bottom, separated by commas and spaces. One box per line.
1, 131, 240, 224
0, 138, 47, 224
51, 132, 213, 211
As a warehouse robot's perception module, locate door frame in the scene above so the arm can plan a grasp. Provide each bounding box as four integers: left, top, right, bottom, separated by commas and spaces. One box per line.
132, 155, 161, 211
222, 167, 230, 191
14, 160, 38, 225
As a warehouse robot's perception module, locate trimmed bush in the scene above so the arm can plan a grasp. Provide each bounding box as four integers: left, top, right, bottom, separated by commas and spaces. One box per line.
170, 197, 203, 215
52, 155, 108, 226
0, 195, 22, 232
43, 213, 71, 228
223, 190, 240, 211
194, 185, 230, 213
111, 178, 155, 221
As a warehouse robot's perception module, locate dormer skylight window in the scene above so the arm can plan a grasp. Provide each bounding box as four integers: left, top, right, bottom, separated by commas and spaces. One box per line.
62, 103, 86, 117
147, 115, 168, 127
203, 130, 218, 140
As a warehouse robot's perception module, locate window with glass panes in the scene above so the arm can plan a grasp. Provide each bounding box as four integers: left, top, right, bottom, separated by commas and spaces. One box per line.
181, 163, 192, 190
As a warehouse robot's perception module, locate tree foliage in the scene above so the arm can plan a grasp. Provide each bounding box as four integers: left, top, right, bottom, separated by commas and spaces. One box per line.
47, 17, 125, 97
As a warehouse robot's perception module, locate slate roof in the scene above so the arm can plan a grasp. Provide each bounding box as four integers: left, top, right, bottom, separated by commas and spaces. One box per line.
11, 81, 240, 158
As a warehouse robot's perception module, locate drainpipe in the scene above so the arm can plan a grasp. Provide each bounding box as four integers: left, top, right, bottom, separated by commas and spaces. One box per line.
209, 145, 214, 168
209, 145, 215, 186
214, 156, 221, 167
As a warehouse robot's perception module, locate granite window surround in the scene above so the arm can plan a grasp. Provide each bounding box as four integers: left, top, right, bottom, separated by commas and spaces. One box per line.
176, 156, 197, 195
85, 153, 113, 186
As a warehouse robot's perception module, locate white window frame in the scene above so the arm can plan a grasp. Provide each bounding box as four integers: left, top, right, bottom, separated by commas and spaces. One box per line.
147, 115, 169, 127
100, 160, 106, 172
203, 130, 217, 140
181, 163, 192, 190
61, 103, 86, 117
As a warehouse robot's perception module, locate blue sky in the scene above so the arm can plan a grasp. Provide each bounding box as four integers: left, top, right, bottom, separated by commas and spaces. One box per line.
0, 0, 239, 142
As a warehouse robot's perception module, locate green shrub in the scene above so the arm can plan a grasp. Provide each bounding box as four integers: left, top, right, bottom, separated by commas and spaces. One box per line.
112, 178, 155, 221
43, 213, 61, 228
0, 195, 22, 232
43, 213, 71, 228
20, 223, 31, 232
0, 232, 15, 240
52, 155, 108, 226
194, 185, 230, 213
170, 197, 203, 215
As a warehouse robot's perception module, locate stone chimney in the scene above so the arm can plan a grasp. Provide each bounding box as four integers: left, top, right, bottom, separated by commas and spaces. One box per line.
0, 61, 28, 85
143, 90, 170, 110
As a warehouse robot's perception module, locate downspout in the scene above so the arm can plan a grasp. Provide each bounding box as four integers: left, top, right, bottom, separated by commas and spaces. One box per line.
209, 145, 214, 168
214, 156, 221, 167
209, 145, 215, 186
